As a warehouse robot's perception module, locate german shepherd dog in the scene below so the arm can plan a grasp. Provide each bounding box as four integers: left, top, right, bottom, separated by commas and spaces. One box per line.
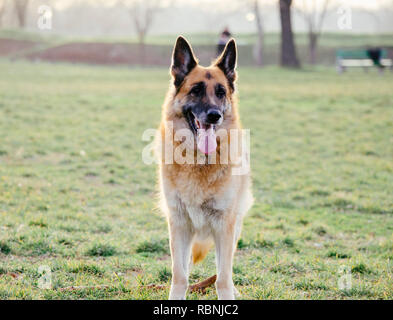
158, 36, 253, 300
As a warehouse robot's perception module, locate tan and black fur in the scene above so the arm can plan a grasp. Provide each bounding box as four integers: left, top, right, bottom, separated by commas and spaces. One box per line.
158, 36, 253, 300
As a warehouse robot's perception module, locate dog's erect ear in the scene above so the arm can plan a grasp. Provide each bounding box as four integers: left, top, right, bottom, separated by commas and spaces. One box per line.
215, 39, 237, 89
171, 36, 197, 88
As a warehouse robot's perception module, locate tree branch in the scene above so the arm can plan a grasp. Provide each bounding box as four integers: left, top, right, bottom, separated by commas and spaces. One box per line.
316, 0, 330, 36
125, 0, 160, 43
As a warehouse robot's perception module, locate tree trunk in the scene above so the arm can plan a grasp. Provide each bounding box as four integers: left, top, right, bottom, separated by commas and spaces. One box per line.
131, 4, 153, 66
15, 0, 29, 28
0, 2, 5, 28
279, 0, 300, 68
16, 12, 26, 28
138, 31, 146, 65
137, 31, 145, 45
254, 0, 264, 66
309, 32, 318, 65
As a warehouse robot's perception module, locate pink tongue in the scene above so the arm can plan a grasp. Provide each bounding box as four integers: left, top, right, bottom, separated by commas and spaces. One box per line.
197, 127, 217, 155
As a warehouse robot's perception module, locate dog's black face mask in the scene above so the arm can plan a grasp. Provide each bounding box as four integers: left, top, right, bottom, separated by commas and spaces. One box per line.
171, 36, 237, 154
181, 89, 227, 155
182, 82, 225, 134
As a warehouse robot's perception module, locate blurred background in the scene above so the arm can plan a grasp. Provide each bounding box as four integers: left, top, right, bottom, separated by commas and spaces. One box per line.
0, 0, 392, 67
0, 1, 392, 300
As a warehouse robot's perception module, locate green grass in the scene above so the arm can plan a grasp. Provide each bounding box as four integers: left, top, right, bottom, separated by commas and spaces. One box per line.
2, 29, 393, 47
0, 60, 392, 299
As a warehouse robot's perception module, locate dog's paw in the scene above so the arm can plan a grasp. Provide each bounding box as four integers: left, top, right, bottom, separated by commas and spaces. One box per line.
169, 295, 186, 300
217, 289, 235, 300
169, 285, 187, 300
216, 280, 236, 300
233, 286, 240, 298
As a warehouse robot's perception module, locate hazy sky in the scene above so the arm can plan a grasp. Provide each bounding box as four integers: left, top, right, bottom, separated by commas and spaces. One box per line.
53, 0, 393, 11
14, 0, 393, 36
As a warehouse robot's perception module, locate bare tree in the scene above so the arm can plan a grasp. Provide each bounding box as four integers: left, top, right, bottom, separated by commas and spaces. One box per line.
279, 0, 300, 68
118, 0, 164, 63
253, 0, 264, 66
0, 0, 8, 27
232, 0, 264, 66
0, 1, 4, 27
121, 0, 162, 45
14, 0, 30, 28
297, 0, 331, 65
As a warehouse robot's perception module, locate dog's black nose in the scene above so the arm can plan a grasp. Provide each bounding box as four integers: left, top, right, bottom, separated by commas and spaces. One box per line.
206, 110, 222, 124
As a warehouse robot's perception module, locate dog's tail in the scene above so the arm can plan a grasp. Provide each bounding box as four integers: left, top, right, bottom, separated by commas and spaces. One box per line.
192, 239, 213, 264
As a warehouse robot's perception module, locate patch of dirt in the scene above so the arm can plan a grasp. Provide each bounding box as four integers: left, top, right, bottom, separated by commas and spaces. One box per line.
25, 42, 173, 66
0, 38, 41, 57
157, 254, 170, 261
0, 38, 217, 66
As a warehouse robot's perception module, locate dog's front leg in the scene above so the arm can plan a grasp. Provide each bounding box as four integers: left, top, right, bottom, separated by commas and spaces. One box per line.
213, 214, 237, 300
168, 216, 192, 300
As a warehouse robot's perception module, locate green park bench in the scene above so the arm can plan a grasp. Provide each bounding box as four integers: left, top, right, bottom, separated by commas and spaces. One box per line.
336, 49, 393, 73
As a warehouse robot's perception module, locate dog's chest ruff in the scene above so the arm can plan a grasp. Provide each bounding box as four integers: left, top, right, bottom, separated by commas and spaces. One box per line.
185, 198, 223, 230
171, 179, 236, 232
161, 159, 237, 232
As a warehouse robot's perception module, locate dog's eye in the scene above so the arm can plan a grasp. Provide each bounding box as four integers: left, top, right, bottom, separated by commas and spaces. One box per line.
190, 83, 205, 96
190, 86, 202, 96
215, 86, 226, 99
190, 87, 201, 95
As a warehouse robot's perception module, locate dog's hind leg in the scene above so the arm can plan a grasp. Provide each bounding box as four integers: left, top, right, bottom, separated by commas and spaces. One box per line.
168, 216, 193, 300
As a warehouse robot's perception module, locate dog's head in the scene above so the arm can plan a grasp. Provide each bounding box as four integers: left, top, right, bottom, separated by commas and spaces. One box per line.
169, 36, 237, 155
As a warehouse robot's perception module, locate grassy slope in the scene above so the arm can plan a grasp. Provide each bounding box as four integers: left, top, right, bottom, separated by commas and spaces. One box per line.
0, 60, 392, 299
1, 29, 393, 47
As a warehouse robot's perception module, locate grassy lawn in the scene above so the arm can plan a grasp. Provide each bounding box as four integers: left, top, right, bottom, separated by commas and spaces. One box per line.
2, 29, 393, 47
0, 60, 392, 299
